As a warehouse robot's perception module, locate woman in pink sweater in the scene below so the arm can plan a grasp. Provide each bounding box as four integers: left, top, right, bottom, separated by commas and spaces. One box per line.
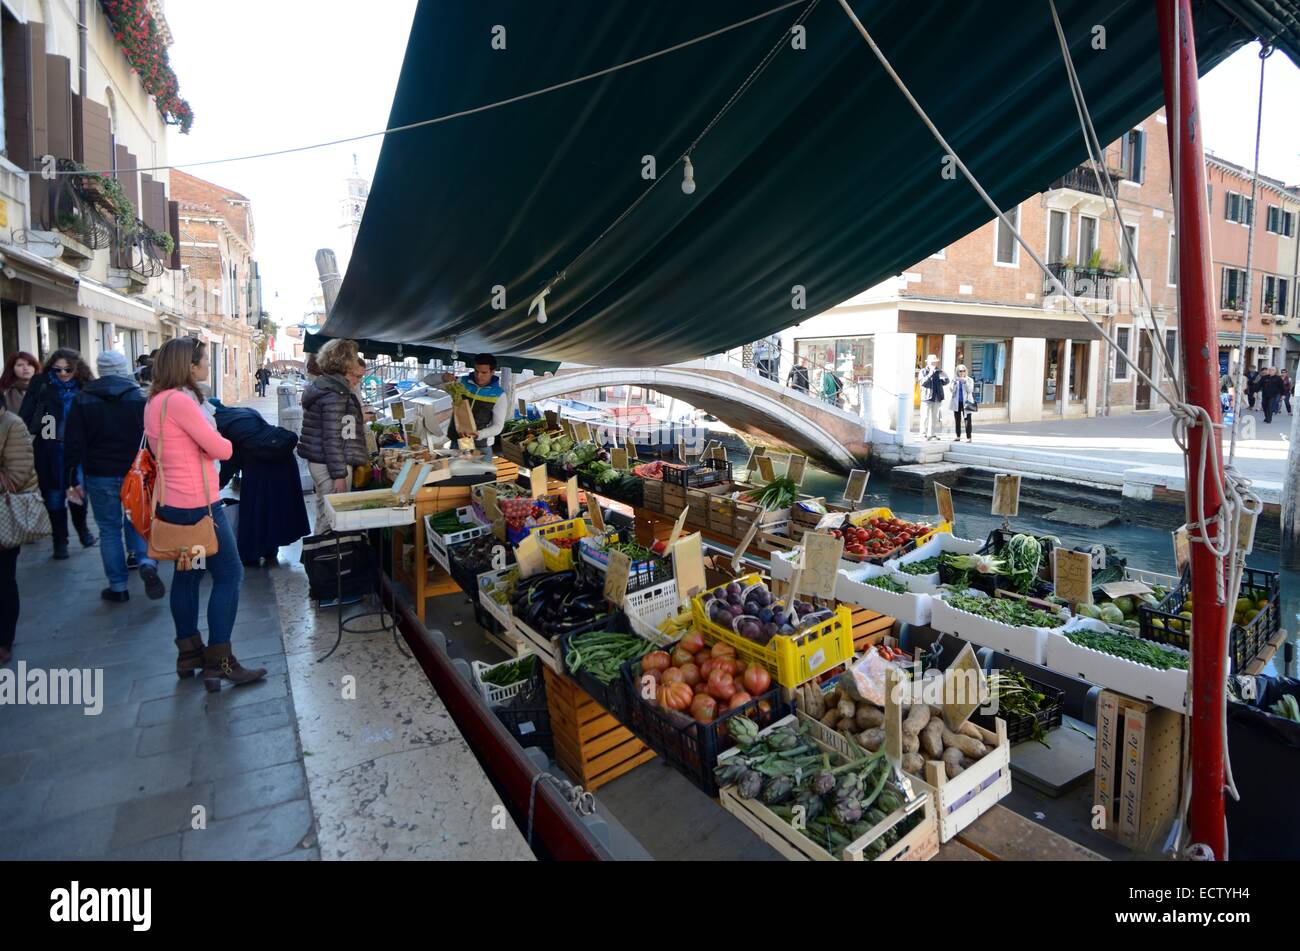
145, 338, 265, 690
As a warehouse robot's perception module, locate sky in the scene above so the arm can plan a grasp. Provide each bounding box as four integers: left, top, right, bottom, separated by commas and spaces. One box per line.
157, 6, 1298, 335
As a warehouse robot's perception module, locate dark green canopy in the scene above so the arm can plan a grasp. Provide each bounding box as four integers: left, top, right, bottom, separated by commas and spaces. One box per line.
303, 332, 559, 375
325, 0, 1299, 366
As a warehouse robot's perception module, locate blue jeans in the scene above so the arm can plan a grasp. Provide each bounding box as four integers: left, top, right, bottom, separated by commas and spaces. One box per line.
158, 501, 243, 646
84, 475, 154, 592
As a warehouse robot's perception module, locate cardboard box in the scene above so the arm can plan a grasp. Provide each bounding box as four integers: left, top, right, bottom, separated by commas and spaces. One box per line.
1094, 690, 1183, 851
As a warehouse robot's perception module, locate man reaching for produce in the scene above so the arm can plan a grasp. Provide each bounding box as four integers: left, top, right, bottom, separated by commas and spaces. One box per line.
428, 353, 508, 450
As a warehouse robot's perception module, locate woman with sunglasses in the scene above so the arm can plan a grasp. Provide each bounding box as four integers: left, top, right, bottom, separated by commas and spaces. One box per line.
18, 348, 96, 559
145, 338, 264, 689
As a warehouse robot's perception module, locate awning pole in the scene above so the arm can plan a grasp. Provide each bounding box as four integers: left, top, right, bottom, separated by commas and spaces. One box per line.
1156, 0, 1228, 859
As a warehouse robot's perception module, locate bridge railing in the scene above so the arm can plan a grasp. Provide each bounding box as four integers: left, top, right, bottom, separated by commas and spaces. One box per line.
706, 342, 869, 417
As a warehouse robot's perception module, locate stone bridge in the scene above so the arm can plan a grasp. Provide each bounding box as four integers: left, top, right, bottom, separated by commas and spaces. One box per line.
267, 359, 306, 375
515, 357, 871, 469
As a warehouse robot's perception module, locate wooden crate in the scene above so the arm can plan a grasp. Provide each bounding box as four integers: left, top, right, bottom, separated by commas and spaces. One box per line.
544, 667, 655, 791
1094, 690, 1182, 851
708, 495, 736, 536
910, 719, 1012, 843
641, 478, 664, 511
719, 714, 939, 861
492, 456, 521, 484
850, 606, 896, 653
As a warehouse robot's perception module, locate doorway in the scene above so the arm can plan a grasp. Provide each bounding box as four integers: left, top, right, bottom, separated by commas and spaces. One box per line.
1043, 339, 1065, 411
1136, 331, 1153, 410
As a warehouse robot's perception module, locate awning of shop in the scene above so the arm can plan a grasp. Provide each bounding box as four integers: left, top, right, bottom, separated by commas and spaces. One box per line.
1217, 332, 1269, 345
324, 0, 1298, 366
0, 247, 79, 295
304, 332, 560, 375
77, 279, 160, 328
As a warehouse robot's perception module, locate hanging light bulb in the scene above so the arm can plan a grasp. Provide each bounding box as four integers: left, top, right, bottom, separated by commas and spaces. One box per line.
682, 156, 696, 195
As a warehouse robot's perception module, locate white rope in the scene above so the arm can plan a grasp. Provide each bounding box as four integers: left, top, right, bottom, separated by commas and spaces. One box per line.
831, 0, 1181, 413
1048, 2, 1184, 402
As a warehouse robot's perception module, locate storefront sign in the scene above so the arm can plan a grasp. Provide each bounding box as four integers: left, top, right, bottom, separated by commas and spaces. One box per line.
934, 482, 954, 524
991, 474, 1020, 517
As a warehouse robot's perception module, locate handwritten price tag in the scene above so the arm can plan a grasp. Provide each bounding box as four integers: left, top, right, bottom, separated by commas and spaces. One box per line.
611, 447, 628, 469
529, 465, 548, 499
844, 469, 868, 504
672, 533, 706, 604
934, 482, 954, 525
800, 531, 843, 599
566, 476, 580, 518
1053, 548, 1093, 605
992, 474, 1021, 517
604, 549, 632, 606
756, 454, 776, 483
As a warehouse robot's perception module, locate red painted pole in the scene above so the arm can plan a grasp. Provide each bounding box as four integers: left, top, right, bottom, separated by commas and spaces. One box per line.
1156, 0, 1228, 859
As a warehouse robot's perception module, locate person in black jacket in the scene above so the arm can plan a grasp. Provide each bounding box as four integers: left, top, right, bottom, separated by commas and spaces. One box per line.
65, 350, 165, 602
297, 339, 368, 532
1259, 367, 1286, 424
212, 401, 310, 565
18, 348, 95, 559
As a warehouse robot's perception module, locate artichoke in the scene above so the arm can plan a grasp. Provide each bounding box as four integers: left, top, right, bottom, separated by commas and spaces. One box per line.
761, 776, 796, 805
729, 716, 760, 748
794, 789, 824, 823
713, 761, 747, 788
837, 771, 861, 799
767, 729, 800, 751
832, 797, 863, 824
811, 769, 837, 796
877, 790, 903, 814
737, 769, 763, 800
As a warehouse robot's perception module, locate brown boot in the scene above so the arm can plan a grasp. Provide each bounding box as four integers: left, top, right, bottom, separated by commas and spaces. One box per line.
202, 643, 268, 692
175, 635, 205, 679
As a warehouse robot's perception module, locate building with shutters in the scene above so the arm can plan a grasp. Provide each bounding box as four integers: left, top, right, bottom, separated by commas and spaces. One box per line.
0, 0, 187, 371
170, 168, 263, 403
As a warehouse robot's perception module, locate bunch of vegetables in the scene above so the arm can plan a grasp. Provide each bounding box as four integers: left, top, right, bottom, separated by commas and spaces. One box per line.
713, 717, 917, 857
1270, 694, 1300, 722
565, 630, 653, 685
1001, 534, 1046, 593
480, 654, 538, 688
943, 591, 1064, 629
556, 441, 604, 475
450, 535, 506, 576
485, 568, 519, 606
428, 509, 477, 536
502, 417, 545, 437
744, 476, 798, 510
940, 551, 1001, 589
599, 540, 656, 564
499, 497, 560, 533
1063, 624, 1190, 670
898, 554, 944, 576
523, 431, 574, 461
632, 460, 666, 480
579, 460, 642, 500
831, 515, 931, 560
702, 580, 834, 645
985, 670, 1053, 746
1074, 593, 1158, 629
805, 681, 996, 779
510, 571, 611, 636
633, 630, 774, 725
859, 574, 908, 594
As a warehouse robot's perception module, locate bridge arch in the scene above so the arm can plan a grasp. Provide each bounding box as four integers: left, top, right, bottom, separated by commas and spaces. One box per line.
515, 362, 869, 470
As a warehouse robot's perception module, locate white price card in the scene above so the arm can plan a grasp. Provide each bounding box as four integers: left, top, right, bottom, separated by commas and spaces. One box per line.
991, 474, 1021, 517
671, 533, 706, 604
844, 469, 868, 504
529, 465, 548, 499
934, 482, 954, 525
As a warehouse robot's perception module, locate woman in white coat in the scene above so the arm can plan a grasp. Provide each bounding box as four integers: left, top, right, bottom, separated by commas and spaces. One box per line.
948, 364, 976, 442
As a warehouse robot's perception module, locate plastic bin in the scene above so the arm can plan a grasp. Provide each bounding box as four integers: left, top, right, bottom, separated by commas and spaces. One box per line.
1137, 566, 1279, 674
624, 579, 686, 648
531, 516, 589, 572
559, 616, 640, 723
661, 459, 732, 488
971, 674, 1064, 744
471, 653, 540, 706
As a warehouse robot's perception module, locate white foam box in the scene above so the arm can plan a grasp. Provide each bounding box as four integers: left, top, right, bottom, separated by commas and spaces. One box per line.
928, 590, 1061, 664
883, 532, 984, 594
1045, 618, 1189, 713
835, 563, 933, 626
324, 489, 415, 531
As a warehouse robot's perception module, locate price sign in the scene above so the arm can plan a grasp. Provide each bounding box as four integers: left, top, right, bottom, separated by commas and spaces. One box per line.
587, 496, 606, 534
560, 418, 576, 440
566, 476, 580, 518
799, 531, 843, 599
390, 401, 406, 420
672, 533, 707, 604
883, 667, 904, 773
934, 482, 955, 525
941, 643, 986, 730
1099, 581, 1153, 599
611, 447, 629, 469
604, 549, 632, 606
665, 506, 690, 553
515, 533, 545, 578
676, 438, 686, 462
529, 465, 548, 499
730, 506, 767, 573
1173, 527, 1191, 573
707, 444, 728, 463
1053, 548, 1093, 605
843, 469, 868, 504
625, 437, 637, 462
1237, 508, 1259, 555
787, 455, 807, 486
991, 474, 1021, 517
482, 485, 501, 521
756, 454, 776, 483
517, 398, 527, 417
575, 421, 592, 443
492, 517, 506, 542
544, 410, 558, 430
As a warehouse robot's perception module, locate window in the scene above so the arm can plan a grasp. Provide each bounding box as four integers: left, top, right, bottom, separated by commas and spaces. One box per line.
1263, 276, 1290, 316
1167, 233, 1177, 285
1225, 191, 1254, 225
1121, 129, 1146, 183
955, 337, 1011, 406
1164, 329, 1178, 379
793, 335, 874, 385
1047, 209, 1068, 263
1121, 224, 1139, 278
1207, 183, 1213, 207
1265, 205, 1295, 236
1222, 267, 1247, 309
995, 206, 1020, 265
1114, 327, 1131, 380
1077, 215, 1099, 265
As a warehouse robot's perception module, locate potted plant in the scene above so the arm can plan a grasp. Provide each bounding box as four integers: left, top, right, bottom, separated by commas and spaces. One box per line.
1086, 248, 1103, 270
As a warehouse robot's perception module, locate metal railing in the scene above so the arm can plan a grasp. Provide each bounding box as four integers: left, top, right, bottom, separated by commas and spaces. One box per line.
1046, 163, 1113, 196
45, 168, 115, 250
1043, 261, 1120, 299
730, 340, 863, 410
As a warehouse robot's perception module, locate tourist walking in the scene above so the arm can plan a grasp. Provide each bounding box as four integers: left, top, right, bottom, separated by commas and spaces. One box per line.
821, 363, 844, 407
0, 404, 37, 664
919, 354, 948, 440
298, 338, 368, 532
1260, 367, 1285, 424
1245, 367, 1261, 409
949, 364, 977, 442
145, 337, 263, 689
64, 350, 165, 602
1281, 369, 1294, 415
1, 351, 40, 415
787, 361, 810, 393
18, 348, 96, 559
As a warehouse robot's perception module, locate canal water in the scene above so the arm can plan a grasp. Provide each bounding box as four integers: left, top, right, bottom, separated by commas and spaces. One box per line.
766, 459, 1297, 677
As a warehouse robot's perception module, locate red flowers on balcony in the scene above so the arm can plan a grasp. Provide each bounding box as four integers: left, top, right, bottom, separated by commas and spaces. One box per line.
99, 0, 193, 133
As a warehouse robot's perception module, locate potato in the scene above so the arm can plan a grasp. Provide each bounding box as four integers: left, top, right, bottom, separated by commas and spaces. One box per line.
921, 718, 944, 758
929, 704, 945, 720
901, 732, 920, 755
942, 728, 988, 760
820, 709, 841, 728
804, 684, 825, 720
854, 704, 884, 731
903, 703, 931, 735
942, 747, 967, 779
837, 698, 858, 721
856, 727, 885, 752
835, 717, 858, 735
902, 753, 925, 775
957, 720, 983, 741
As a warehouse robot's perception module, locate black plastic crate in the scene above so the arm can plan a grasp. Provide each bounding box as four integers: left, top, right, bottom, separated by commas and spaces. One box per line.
573, 540, 671, 595
943, 530, 1056, 594
559, 614, 639, 723
619, 657, 790, 796
577, 469, 645, 508
494, 686, 553, 759
446, 536, 511, 598
1139, 566, 1280, 673
660, 458, 732, 489
972, 675, 1064, 745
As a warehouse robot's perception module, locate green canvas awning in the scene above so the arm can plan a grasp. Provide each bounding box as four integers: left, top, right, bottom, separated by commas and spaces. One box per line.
325, 0, 1299, 366
303, 332, 560, 375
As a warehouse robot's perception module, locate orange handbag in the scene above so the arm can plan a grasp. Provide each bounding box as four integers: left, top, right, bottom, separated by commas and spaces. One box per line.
120, 432, 157, 540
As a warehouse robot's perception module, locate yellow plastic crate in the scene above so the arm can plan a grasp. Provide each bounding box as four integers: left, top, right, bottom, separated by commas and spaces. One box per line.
690, 573, 854, 688
532, 517, 589, 572
834, 507, 950, 560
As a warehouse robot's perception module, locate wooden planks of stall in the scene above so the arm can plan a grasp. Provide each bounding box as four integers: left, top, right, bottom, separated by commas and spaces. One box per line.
544, 667, 655, 791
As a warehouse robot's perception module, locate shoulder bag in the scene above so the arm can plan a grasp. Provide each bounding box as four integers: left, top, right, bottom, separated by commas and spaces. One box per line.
146, 392, 219, 570
0, 470, 50, 547
120, 432, 157, 540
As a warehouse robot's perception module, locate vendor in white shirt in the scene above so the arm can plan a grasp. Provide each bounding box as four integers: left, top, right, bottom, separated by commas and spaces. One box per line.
429, 353, 508, 450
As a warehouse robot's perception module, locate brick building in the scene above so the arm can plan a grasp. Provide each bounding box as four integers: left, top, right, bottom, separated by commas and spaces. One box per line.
769, 110, 1184, 428
171, 168, 264, 402
1205, 154, 1300, 379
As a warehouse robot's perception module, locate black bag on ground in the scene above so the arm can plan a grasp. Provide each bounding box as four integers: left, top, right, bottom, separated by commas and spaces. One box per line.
1225, 675, 1300, 860
300, 530, 376, 601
